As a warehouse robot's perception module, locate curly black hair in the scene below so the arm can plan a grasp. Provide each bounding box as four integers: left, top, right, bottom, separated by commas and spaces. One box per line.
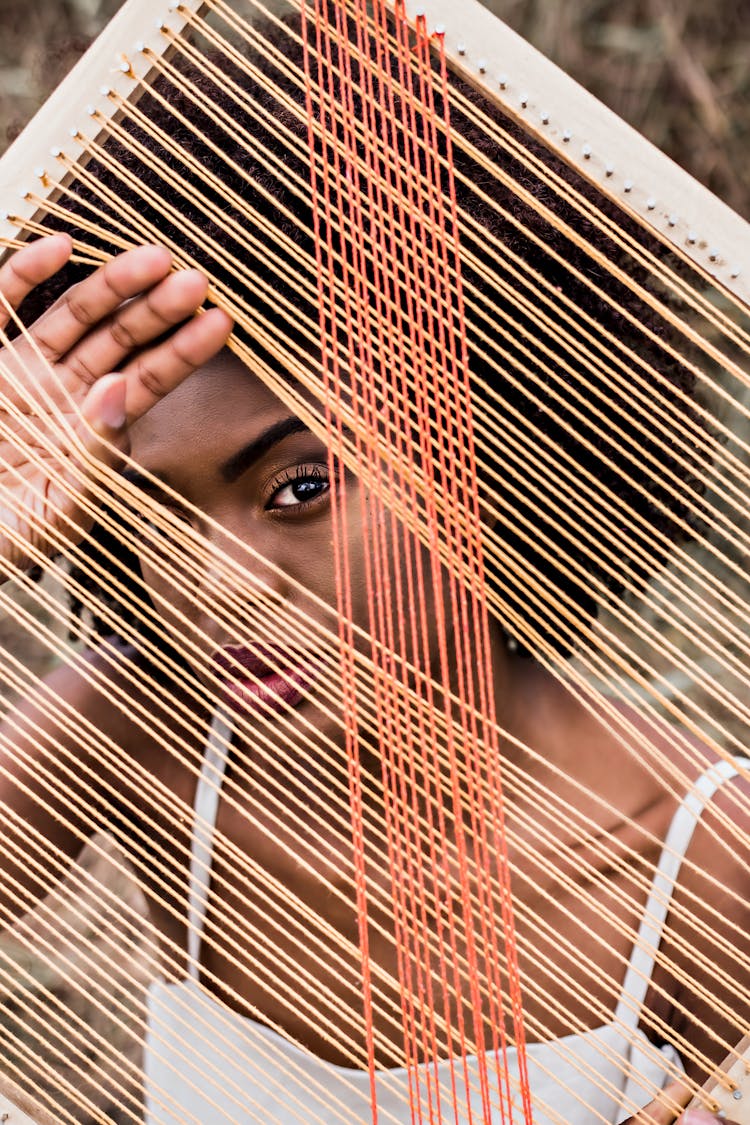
17, 10, 708, 662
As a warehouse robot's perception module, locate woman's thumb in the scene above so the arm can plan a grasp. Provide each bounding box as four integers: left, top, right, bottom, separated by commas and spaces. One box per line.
626, 1079, 694, 1124
80, 373, 129, 464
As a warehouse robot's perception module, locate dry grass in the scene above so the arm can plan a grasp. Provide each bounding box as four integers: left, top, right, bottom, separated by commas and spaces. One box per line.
490, 0, 750, 218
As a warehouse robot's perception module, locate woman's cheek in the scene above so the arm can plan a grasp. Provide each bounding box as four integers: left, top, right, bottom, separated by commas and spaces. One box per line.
139, 561, 193, 627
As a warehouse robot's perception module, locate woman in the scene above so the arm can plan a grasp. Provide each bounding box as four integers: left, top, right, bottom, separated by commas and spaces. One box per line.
0, 226, 747, 1124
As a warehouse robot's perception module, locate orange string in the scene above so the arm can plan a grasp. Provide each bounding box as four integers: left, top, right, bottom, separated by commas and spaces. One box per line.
301, 1, 381, 1114
433, 36, 534, 1125
301, 4, 532, 1120
359, 9, 442, 1118
346, 5, 430, 1110
362, 9, 453, 1115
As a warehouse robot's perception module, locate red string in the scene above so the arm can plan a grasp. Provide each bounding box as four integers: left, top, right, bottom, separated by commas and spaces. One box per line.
301, 5, 380, 1115
301, 3, 533, 1121
374, 33, 471, 1119
340, 4, 427, 1112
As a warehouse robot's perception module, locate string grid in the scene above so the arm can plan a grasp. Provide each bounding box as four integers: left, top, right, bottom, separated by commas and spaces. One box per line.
0, 1, 747, 1123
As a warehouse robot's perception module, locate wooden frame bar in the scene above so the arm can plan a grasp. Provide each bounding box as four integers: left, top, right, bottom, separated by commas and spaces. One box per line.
0, 1080, 62, 1125
403, 0, 750, 308
0, 0, 206, 249
0, 0, 748, 1115
2, 0, 748, 307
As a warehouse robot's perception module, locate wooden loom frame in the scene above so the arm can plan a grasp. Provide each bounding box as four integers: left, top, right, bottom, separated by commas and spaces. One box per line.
1, 0, 750, 1121
1, 0, 749, 308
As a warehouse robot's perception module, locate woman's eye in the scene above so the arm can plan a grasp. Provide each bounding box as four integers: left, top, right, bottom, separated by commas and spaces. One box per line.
268, 471, 330, 510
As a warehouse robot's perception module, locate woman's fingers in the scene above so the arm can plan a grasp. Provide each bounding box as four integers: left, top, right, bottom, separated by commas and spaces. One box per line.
0, 234, 72, 328
680, 1113, 741, 1125
62, 267, 213, 385
27, 244, 173, 363
0, 240, 232, 570
0, 236, 233, 478
2, 244, 227, 405
625, 1080, 694, 1124
625, 1081, 742, 1125
78, 373, 130, 468
121, 306, 234, 421
76, 307, 232, 472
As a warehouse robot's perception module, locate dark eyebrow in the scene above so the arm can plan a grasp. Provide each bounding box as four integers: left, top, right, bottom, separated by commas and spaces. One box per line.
220, 417, 312, 483
119, 417, 314, 493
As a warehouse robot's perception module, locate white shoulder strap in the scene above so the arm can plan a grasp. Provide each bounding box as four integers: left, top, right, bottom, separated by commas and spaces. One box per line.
615, 755, 750, 1027
186, 709, 235, 979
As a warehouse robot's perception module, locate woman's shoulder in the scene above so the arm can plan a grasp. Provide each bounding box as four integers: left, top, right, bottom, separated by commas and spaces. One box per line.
652, 755, 750, 1073
0, 641, 194, 855
577, 703, 750, 1071
677, 750, 750, 904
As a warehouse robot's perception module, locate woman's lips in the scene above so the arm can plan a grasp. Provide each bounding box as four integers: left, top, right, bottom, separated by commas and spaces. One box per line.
211, 645, 312, 715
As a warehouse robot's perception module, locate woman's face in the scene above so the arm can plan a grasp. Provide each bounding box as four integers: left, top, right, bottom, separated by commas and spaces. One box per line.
126, 349, 457, 751
125, 350, 339, 710
126, 350, 513, 758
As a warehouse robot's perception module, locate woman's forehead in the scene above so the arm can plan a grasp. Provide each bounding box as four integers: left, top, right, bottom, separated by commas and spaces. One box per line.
128, 351, 292, 460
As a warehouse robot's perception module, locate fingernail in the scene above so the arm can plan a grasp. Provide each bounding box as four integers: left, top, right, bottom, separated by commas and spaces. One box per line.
45, 232, 72, 249
682, 1111, 730, 1124
98, 379, 127, 430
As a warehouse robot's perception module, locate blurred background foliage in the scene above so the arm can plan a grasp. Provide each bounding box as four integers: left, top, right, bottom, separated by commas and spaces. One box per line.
1, 0, 749, 216
494, 0, 750, 218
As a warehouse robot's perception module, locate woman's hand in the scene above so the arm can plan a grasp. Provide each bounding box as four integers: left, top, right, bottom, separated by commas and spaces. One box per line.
0, 233, 232, 571
621, 1079, 741, 1124
680, 1115, 742, 1125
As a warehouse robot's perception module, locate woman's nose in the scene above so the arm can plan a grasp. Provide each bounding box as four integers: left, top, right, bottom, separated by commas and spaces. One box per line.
196, 520, 290, 628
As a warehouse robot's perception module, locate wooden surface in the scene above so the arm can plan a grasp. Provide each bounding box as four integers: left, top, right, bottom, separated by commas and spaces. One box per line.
0, 0, 205, 250
0, 1073, 61, 1124
2, 0, 749, 312
403, 0, 750, 312
689, 1034, 750, 1120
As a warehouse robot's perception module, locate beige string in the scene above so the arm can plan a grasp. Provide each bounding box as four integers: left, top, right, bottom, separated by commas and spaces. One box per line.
1, 315, 750, 967
1, 337, 750, 954
0, 4, 749, 1118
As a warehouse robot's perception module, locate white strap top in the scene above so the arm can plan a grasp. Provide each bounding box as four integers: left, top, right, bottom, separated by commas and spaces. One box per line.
614, 755, 750, 1027
142, 719, 750, 1125
187, 713, 748, 1017
186, 708, 234, 978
